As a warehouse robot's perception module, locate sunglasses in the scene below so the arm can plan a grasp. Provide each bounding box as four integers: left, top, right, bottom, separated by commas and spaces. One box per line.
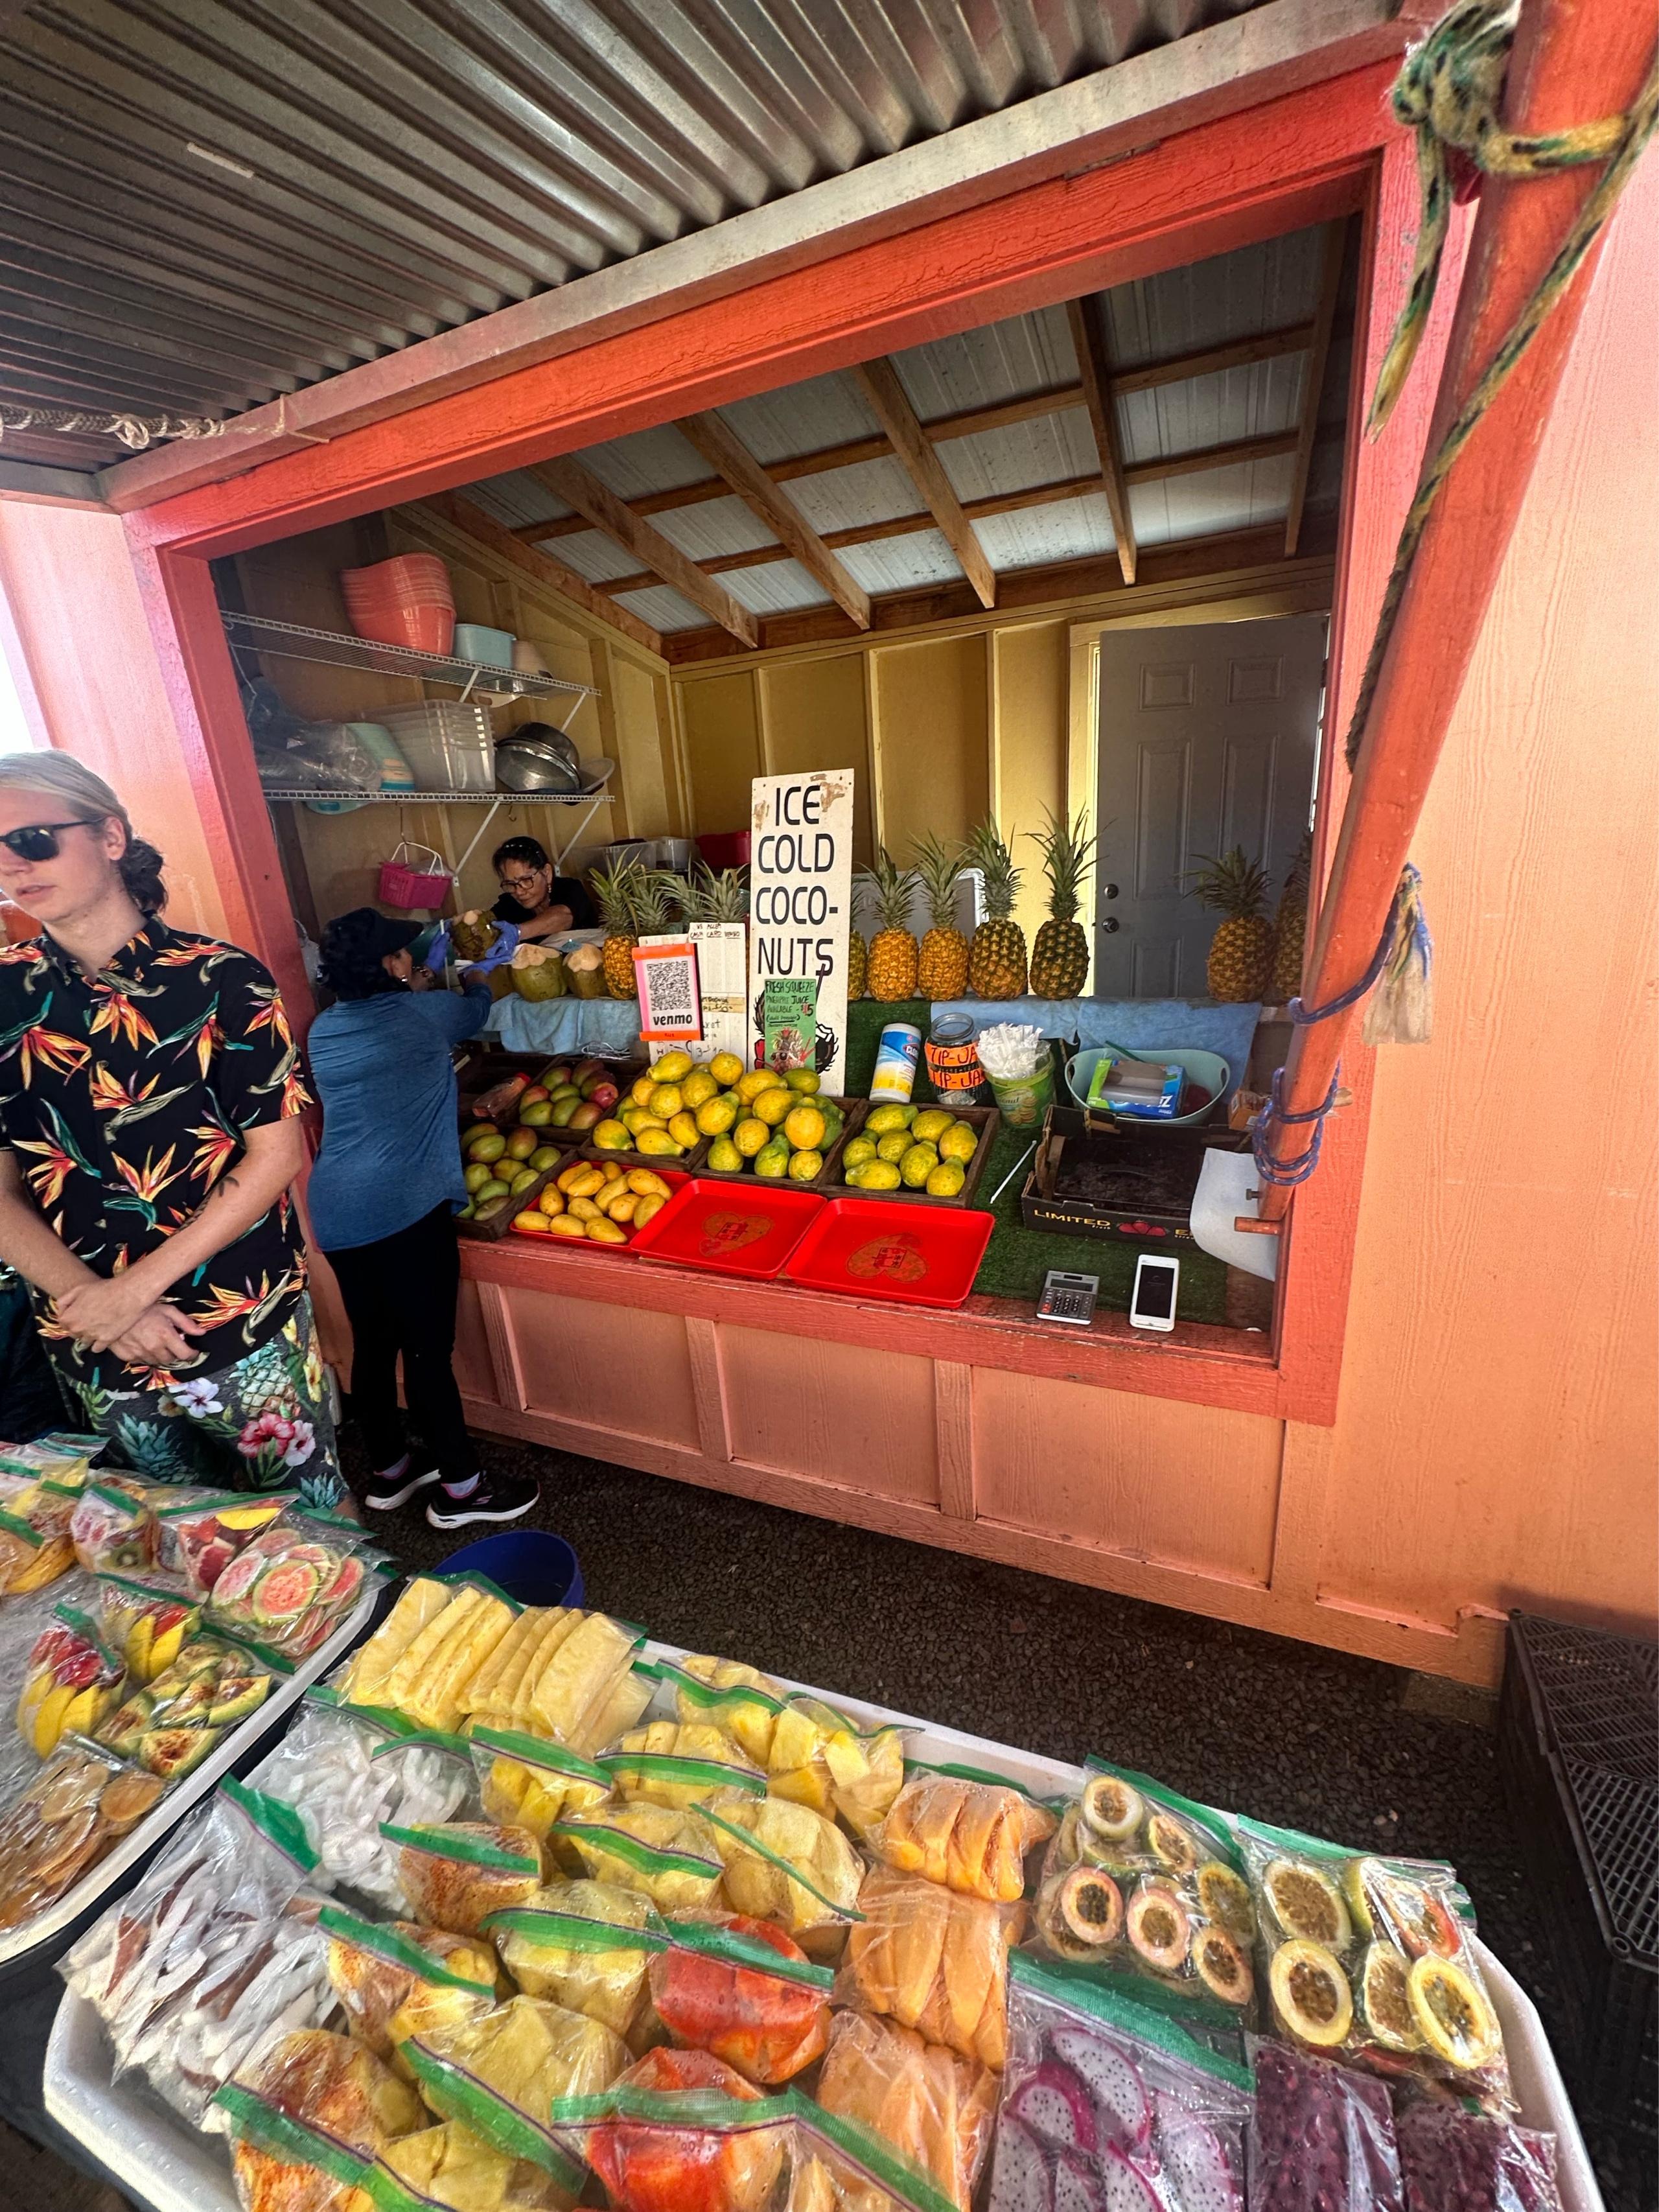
0, 820, 99, 863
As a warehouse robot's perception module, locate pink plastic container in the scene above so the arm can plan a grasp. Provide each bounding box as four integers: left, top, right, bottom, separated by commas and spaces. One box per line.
340, 556, 455, 655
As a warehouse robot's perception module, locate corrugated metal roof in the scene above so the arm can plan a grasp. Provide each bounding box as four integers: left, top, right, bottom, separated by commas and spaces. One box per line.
0, 0, 1281, 458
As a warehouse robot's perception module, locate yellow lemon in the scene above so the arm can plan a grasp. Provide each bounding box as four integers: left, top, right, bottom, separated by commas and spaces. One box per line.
787, 1149, 823, 1182
859, 1159, 902, 1191
710, 1051, 745, 1087
653, 1049, 694, 1084
911, 1109, 953, 1144
667, 1110, 699, 1148
707, 1135, 743, 1173
648, 1082, 684, 1119
753, 1087, 793, 1127
681, 1069, 719, 1109
925, 1161, 966, 1196
938, 1122, 978, 1163
841, 1135, 877, 1170
899, 1143, 938, 1188
783, 1104, 826, 1152
783, 1069, 821, 1094
733, 1117, 771, 1158
696, 1095, 737, 1136
876, 1130, 911, 1163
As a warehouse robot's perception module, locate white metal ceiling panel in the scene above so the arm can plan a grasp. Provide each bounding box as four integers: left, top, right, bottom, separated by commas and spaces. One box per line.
937, 409, 1098, 500
581, 424, 712, 499
721, 559, 834, 614
785, 454, 928, 535
1129, 452, 1295, 546
1116, 356, 1307, 465
716, 371, 878, 463
539, 528, 649, 585
890, 303, 1076, 415
837, 530, 961, 594
651, 493, 782, 561
465, 474, 572, 530
1100, 231, 1325, 367
612, 584, 717, 633
971, 496, 1115, 573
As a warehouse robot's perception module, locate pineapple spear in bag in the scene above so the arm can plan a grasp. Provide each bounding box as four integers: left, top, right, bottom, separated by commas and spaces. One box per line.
472, 1727, 613, 1843
402, 1995, 628, 2183
663, 1657, 786, 1767
551, 1802, 724, 1914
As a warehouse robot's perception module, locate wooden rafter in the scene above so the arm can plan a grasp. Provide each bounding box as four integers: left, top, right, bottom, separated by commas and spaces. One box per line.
417, 493, 664, 656
1284, 222, 1347, 556
1066, 296, 1136, 585
853, 356, 996, 609
676, 410, 870, 629
529, 454, 760, 647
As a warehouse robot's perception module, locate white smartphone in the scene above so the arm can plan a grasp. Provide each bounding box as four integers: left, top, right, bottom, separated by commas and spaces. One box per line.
1129, 1253, 1181, 1333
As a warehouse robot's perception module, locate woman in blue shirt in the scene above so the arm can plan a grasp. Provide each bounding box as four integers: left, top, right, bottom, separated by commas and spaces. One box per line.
308, 908, 540, 1528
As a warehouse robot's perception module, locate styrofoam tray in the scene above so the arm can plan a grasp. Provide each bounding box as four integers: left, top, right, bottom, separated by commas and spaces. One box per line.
1, 1581, 380, 1980
44, 1640, 1605, 2212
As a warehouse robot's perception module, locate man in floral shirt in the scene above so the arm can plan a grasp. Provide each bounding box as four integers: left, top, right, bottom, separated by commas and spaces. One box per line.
0, 754, 344, 1508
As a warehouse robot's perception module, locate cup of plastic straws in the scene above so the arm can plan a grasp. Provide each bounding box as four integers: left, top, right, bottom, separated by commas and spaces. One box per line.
977, 1023, 1054, 1126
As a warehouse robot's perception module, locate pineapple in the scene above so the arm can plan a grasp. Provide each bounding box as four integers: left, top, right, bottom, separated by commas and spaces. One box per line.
678, 862, 749, 926
1270, 832, 1312, 1003
847, 931, 868, 1001
965, 817, 1027, 1000
861, 848, 920, 1002
589, 854, 644, 999
1028, 808, 1095, 1001
1191, 848, 1275, 1001
912, 832, 969, 1001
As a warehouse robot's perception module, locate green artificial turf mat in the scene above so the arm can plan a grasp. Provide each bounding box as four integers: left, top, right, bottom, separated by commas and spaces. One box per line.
846, 1000, 936, 1097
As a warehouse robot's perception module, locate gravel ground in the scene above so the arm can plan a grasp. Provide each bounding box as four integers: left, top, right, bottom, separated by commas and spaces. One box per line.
21, 1430, 1653, 2209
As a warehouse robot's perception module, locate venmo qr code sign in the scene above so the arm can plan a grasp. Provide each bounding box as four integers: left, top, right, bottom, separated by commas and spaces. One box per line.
634, 940, 702, 1041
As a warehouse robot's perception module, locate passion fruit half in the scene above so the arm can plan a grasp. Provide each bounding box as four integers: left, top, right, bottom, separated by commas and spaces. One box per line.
1358, 1941, 1421, 2052
1408, 1954, 1501, 2069
1056, 1863, 1124, 1948
1373, 1869, 1460, 1959
1080, 1774, 1144, 1844
1263, 1857, 1352, 1950
1146, 1812, 1199, 1877
1127, 1881, 1191, 1973
1269, 1938, 1353, 2047
1192, 1925, 1254, 2007
1196, 1861, 1255, 1940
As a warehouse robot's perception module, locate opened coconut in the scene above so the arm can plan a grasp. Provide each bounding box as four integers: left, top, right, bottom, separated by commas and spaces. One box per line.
511, 942, 567, 1001
565, 942, 605, 1001
450, 909, 500, 963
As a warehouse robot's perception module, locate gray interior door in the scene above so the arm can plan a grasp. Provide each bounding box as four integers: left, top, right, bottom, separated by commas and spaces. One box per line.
1093, 614, 1327, 998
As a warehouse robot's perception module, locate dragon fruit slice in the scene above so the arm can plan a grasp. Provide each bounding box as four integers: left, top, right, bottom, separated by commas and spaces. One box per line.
1052, 2027, 1153, 2152
1012, 2059, 1100, 2154
1154, 2110, 1241, 2212
1102, 2147, 1167, 2212
988, 2119, 1054, 2212
1054, 2153, 1108, 2212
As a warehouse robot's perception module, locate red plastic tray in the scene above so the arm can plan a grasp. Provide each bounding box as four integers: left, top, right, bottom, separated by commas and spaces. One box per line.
629, 1177, 824, 1280
782, 1199, 995, 1307
509, 1169, 687, 1256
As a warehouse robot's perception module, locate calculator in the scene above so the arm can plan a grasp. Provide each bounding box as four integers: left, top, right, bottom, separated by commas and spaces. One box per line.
1037, 1270, 1099, 1325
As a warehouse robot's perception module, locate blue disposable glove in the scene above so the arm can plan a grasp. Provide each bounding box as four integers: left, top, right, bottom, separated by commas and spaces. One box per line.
422, 922, 451, 972
463, 920, 520, 975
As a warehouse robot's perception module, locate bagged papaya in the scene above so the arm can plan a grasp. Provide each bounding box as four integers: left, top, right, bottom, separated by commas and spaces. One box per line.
701, 1791, 864, 1961
366, 2121, 575, 2212
605, 1723, 769, 1812
321, 1905, 499, 2067
1030, 1760, 1255, 2019
402, 1995, 627, 2182
0, 1476, 79, 1594
97, 1570, 202, 1684
1236, 1817, 1507, 2105
214, 2026, 425, 2212
207, 1503, 379, 1659
553, 1802, 724, 1913
383, 1821, 541, 1936
812, 2010, 995, 2212
552, 2047, 791, 2212
649, 1910, 832, 2085
155, 1488, 292, 1593
662, 1655, 787, 1766
876, 1768, 1056, 1905
472, 1726, 612, 1843
16, 1603, 126, 1758
841, 1867, 1025, 2070
70, 1474, 158, 1573
792, 2092, 975, 2212
990, 1953, 1253, 2212
486, 1883, 662, 2043
769, 1696, 904, 1841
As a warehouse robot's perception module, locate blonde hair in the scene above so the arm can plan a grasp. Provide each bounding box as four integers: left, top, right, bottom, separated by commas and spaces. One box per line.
0, 752, 167, 911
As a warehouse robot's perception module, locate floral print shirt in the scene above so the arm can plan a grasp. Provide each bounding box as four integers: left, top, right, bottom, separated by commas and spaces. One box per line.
0, 918, 312, 1390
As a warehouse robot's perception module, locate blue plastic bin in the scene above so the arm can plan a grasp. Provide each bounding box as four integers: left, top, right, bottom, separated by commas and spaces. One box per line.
437, 1530, 583, 1608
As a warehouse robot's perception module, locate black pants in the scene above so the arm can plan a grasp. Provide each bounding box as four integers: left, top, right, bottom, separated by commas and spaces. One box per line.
325, 1203, 476, 1485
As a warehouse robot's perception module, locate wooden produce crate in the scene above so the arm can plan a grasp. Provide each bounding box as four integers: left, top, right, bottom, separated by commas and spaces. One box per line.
827, 1102, 999, 1207
577, 1131, 712, 1176
1019, 1107, 1249, 1246
454, 1159, 559, 1241
693, 1097, 867, 1191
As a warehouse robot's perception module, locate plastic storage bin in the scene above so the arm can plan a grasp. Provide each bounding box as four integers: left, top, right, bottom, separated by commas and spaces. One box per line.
1498, 1611, 1657, 2139
340, 555, 454, 655
377, 701, 495, 793
453, 622, 515, 668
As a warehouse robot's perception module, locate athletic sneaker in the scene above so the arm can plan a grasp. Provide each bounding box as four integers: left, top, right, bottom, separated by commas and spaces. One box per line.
425, 1469, 540, 1530
362, 1461, 441, 1511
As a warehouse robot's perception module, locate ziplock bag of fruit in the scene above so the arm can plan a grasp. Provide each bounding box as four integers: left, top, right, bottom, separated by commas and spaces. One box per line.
206, 1503, 383, 1658
989, 1953, 1252, 2212
790, 2095, 971, 2212
1248, 2038, 1404, 2212
93, 1630, 275, 1780
1395, 2099, 1563, 2212
364, 2121, 577, 2212
154, 1488, 292, 1592
96, 1570, 202, 1682
769, 1694, 905, 1841
383, 1819, 541, 1936
660, 1653, 787, 1765
701, 1790, 865, 1960
551, 2049, 792, 2212
1028, 1761, 1255, 2020
873, 1765, 1058, 1904
648, 1908, 833, 2084
69, 1474, 158, 1573
1235, 1817, 1509, 2104
485, 1883, 662, 2046
0, 1474, 79, 1593
16, 1603, 127, 1757
552, 1801, 726, 1913
813, 2007, 997, 2212
319, 1903, 499, 2075
402, 1994, 625, 2185
473, 1725, 614, 1841
214, 2023, 425, 2212
604, 1723, 770, 1812
838, 1865, 1025, 2070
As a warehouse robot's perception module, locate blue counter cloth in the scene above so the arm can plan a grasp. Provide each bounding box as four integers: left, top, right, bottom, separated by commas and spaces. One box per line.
307, 984, 492, 1251
484, 994, 648, 1058
931, 997, 1260, 1082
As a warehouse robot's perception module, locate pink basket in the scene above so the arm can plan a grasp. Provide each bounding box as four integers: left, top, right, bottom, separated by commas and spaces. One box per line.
378, 841, 453, 910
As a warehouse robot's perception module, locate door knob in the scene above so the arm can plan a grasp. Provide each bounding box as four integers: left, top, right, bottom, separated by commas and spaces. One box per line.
1101, 883, 1120, 900
1100, 918, 1120, 933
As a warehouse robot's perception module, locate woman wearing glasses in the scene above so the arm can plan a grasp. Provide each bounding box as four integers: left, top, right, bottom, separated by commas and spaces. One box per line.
490, 834, 596, 942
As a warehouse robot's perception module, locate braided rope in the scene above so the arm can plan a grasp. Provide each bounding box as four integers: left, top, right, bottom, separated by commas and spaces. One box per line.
0, 402, 225, 453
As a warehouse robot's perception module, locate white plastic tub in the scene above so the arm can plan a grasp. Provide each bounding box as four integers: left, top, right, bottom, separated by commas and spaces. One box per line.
44, 1644, 1604, 2212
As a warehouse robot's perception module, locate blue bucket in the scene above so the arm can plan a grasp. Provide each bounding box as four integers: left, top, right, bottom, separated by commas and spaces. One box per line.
437, 1530, 584, 1609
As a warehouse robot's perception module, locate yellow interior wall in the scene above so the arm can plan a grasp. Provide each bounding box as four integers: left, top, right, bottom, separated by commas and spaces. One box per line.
681, 672, 763, 837
991, 620, 1069, 940
871, 632, 989, 858
758, 654, 874, 868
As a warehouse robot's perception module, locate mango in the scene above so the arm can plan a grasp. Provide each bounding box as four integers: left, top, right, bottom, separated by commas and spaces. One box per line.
696, 1096, 737, 1137
938, 1123, 978, 1163
605, 1191, 638, 1223
633, 1193, 667, 1228
667, 1110, 699, 1149
559, 1161, 603, 1196
463, 1161, 495, 1194
505, 1128, 539, 1160
787, 1149, 823, 1183
627, 1170, 670, 1197
529, 1146, 561, 1170
537, 1187, 566, 1216
925, 1161, 966, 1196
462, 1122, 498, 1149
550, 1095, 581, 1126
876, 1132, 911, 1163
911, 1110, 953, 1144
568, 1196, 602, 1222
547, 1214, 589, 1239
592, 1119, 630, 1150
709, 1052, 745, 1087
754, 1139, 790, 1178
586, 1217, 627, 1244
474, 1178, 510, 1204
467, 1131, 507, 1163
509, 1167, 540, 1195
899, 1143, 938, 1188
512, 1208, 553, 1235
783, 1104, 825, 1152
680, 1069, 718, 1109
733, 1117, 771, 1158
753, 1088, 793, 1128
708, 1135, 742, 1174
653, 1049, 695, 1084
521, 1100, 555, 1125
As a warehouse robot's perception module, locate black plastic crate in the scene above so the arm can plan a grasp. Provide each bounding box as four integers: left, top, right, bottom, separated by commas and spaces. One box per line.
1498, 1611, 1658, 2139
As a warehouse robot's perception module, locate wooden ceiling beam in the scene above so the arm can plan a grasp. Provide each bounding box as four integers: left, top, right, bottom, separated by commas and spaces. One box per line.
529, 453, 759, 647
1284, 224, 1346, 556
417, 491, 664, 656
1109, 321, 1316, 398
853, 356, 996, 609
677, 409, 870, 629
1122, 428, 1299, 486
1067, 296, 1136, 585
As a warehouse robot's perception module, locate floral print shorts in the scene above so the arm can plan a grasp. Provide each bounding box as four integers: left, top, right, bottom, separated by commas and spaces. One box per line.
58, 1298, 345, 1511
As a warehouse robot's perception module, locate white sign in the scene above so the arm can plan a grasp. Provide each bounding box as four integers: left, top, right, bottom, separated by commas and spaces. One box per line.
748, 769, 854, 1091
641, 924, 748, 1068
